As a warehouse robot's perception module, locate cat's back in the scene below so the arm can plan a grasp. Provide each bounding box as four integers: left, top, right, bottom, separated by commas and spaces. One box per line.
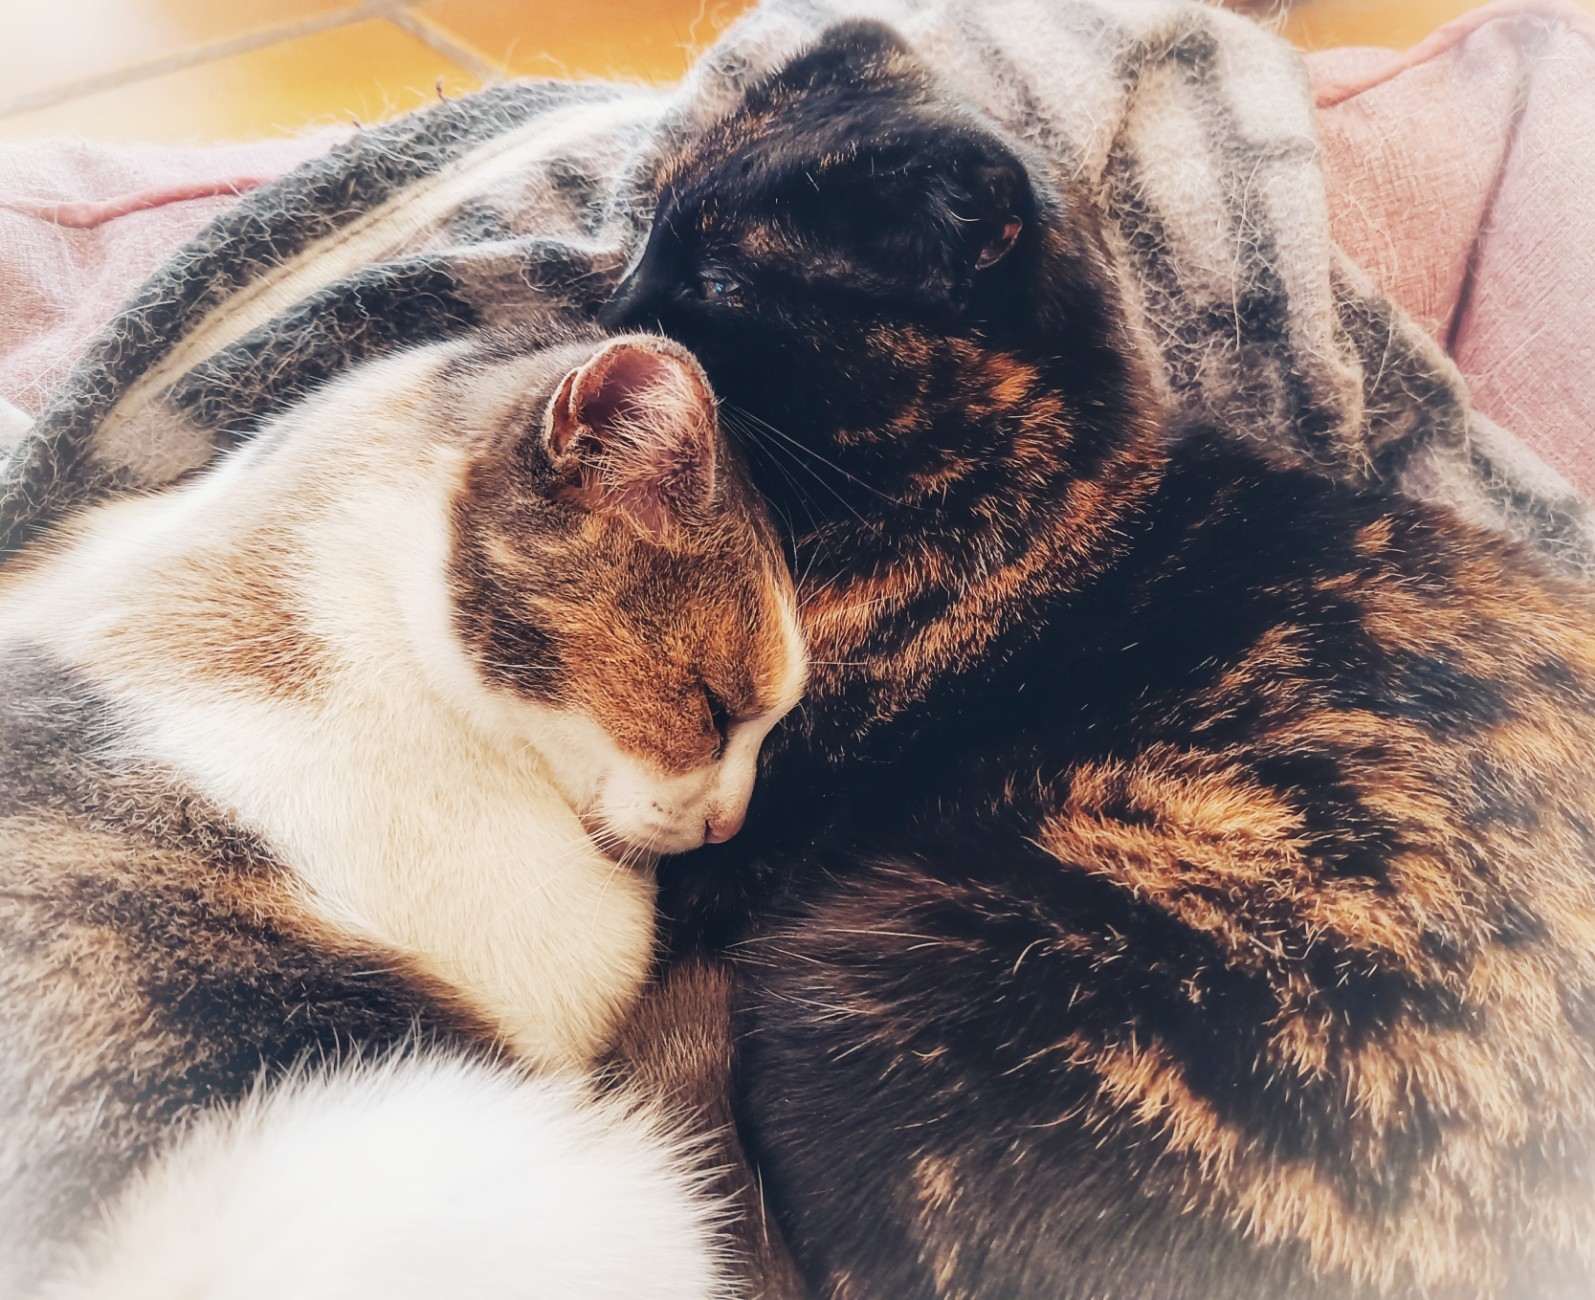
1114, 432, 1595, 791
735, 437, 1595, 1299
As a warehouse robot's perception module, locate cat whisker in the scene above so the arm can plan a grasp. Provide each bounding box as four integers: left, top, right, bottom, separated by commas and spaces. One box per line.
587, 818, 660, 928
721, 408, 872, 527
796, 568, 851, 612
725, 402, 914, 511
722, 413, 825, 541
474, 823, 644, 938
722, 409, 838, 534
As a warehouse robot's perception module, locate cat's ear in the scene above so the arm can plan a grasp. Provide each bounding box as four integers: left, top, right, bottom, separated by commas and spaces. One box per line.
901, 132, 1031, 298
800, 127, 1032, 304
544, 338, 718, 541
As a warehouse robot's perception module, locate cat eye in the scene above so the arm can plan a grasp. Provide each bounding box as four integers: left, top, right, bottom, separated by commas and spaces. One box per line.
695, 274, 741, 303
702, 685, 731, 756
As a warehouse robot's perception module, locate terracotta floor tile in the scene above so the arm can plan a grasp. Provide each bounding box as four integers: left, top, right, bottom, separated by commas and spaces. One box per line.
1286, 0, 1595, 50
0, 19, 478, 144
410, 0, 757, 83
4, 0, 360, 107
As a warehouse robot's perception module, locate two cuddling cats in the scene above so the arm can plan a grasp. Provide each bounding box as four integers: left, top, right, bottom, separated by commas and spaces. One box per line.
7, 15, 1595, 1300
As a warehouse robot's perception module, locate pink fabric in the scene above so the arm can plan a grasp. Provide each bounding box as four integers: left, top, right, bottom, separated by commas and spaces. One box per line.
1307, 0, 1595, 496
0, 131, 345, 418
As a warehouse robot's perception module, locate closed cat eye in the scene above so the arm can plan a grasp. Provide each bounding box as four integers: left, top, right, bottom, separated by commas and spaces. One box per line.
702, 685, 732, 755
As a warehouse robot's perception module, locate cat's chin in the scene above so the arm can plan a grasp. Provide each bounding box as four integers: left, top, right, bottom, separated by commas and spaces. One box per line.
574, 789, 723, 860
577, 813, 683, 868
597, 839, 665, 872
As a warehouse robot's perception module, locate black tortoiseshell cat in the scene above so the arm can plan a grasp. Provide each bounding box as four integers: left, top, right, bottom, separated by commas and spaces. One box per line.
603, 21, 1595, 1300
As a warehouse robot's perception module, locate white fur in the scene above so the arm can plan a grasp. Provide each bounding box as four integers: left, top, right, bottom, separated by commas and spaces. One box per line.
44, 1055, 732, 1300
0, 345, 673, 1067
0, 341, 799, 1298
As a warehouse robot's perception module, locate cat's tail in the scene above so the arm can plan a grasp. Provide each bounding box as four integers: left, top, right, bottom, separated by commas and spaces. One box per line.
43, 1052, 735, 1300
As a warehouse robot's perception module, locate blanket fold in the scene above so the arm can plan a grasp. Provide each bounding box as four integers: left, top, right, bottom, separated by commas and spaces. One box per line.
3, 0, 1588, 575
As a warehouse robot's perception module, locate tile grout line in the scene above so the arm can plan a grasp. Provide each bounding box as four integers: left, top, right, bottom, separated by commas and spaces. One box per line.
384, 10, 506, 86
0, 7, 374, 121
360, 0, 505, 85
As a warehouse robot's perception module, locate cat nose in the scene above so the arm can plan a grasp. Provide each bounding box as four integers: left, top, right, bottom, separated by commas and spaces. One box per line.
596, 291, 632, 332
602, 249, 679, 332
704, 809, 745, 844
600, 276, 653, 332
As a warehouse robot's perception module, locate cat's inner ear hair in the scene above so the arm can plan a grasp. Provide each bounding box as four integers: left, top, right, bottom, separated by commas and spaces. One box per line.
544, 337, 718, 540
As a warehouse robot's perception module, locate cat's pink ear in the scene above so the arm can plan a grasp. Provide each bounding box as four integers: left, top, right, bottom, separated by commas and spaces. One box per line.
545, 337, 719, 540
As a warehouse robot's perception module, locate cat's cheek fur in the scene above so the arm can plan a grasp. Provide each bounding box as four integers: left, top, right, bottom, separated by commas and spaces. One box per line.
519, 702, 794, 855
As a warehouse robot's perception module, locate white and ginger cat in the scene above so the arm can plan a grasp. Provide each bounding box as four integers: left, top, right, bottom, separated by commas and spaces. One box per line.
0, 327, 805, 1298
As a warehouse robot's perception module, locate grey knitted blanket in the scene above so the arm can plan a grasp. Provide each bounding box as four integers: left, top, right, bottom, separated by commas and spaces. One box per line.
3, 0, 1590, 574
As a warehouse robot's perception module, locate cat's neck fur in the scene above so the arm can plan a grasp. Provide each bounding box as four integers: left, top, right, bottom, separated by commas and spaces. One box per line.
0, 358, 655, 1068
783, 236, 1165, 759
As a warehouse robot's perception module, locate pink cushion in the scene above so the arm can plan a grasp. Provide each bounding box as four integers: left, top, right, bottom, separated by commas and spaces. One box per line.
0, 132, 343, 418
1308, 0, 1595, 496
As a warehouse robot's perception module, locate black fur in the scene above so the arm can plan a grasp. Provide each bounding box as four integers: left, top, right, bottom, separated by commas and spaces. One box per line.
608, 22, 1595, 1300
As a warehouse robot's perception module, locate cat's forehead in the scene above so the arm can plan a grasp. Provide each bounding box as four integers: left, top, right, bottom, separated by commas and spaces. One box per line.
658, 126, 941, 258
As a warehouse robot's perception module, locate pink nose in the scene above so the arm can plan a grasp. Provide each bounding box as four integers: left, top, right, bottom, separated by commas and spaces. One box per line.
704, 811, 745, 844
